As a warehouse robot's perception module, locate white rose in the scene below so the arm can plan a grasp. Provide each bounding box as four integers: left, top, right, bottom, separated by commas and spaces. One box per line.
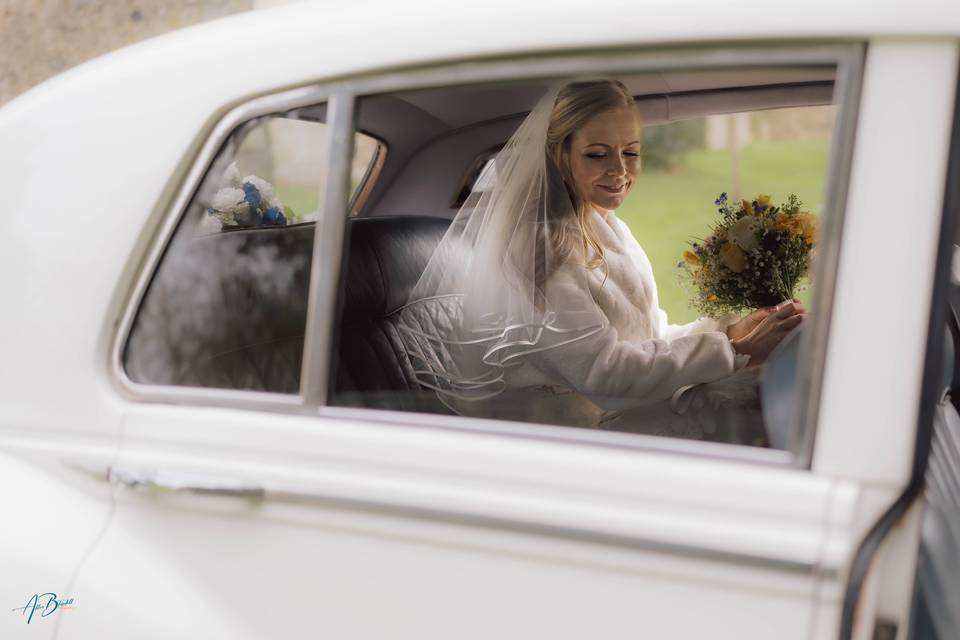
211, 187, 245, 211
729, 215, 761, 251
221, 161, 242, 188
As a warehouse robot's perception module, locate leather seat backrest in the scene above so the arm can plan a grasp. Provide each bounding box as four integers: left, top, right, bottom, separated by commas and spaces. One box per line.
330, 216, 452, 411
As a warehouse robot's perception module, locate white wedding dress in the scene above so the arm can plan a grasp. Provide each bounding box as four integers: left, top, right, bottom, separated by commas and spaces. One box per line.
441, 208, 766, 444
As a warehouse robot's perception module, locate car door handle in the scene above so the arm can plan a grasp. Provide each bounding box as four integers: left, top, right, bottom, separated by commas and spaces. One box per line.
107, 466, 266, 500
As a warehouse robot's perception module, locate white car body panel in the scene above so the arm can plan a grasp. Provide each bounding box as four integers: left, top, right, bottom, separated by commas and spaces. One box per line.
65, 405, 856, 639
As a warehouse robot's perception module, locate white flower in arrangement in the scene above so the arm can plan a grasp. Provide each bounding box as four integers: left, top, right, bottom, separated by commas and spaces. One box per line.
211, 187, 245, 211
207, 187, 246, 226
728, 215, 761, 251
197, 213, 223, 234
221, 161, 242, 188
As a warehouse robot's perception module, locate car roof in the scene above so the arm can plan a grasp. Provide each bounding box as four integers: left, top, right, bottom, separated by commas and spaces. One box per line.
2, 0, 959, 120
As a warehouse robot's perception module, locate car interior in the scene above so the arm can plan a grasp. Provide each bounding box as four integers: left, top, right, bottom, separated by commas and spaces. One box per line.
124, 66, 837, 446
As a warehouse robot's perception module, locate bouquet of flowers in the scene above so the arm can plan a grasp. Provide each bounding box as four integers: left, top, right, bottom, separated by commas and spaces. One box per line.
205, 162, 292, 230
678, 192, 817, 317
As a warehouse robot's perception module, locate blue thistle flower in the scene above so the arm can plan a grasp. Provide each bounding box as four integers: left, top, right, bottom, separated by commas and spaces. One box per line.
242, 182, 262, 211
263, 206, 287, 226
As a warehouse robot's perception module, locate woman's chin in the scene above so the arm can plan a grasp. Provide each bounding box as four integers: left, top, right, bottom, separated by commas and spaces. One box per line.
591, 195, 624, 211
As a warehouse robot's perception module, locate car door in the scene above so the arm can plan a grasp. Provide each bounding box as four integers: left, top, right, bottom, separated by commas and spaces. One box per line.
58, 40, 958, 640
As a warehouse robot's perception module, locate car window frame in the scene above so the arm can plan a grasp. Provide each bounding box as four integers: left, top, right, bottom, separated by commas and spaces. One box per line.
308, 44, 865, 469
111, 84, 339, 413
111, 43, 864, 470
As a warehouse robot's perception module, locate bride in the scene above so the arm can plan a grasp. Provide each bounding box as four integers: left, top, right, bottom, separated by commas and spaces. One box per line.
396, 79, 804, 442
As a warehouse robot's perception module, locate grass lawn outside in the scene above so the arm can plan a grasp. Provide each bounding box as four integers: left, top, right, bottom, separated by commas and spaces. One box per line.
617, 138, 831, 324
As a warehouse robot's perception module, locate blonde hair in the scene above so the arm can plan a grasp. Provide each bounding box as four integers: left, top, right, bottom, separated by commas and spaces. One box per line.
545, 79, 641, 271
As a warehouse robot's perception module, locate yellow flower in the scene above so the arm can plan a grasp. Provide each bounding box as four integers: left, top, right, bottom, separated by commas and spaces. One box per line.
707, 294, 720, 303
682, 250, 700, 266
772, 212, 817, 244
794, 212, 817, 244
719, 242, 747, 273
756, 194, 772, 207
741, 199, 753, 215
772, 213, 798, 232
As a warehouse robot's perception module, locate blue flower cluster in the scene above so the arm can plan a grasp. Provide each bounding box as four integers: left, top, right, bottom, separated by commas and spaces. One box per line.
234, 182, 287, 227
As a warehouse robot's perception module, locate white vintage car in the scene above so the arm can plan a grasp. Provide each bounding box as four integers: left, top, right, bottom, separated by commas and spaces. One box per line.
2, 1, 959, 638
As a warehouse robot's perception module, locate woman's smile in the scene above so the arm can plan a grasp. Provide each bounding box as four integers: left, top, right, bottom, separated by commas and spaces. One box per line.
597, 183, 627, 194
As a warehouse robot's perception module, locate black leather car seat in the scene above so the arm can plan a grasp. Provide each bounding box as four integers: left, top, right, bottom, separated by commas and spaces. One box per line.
330, 216, 453, 413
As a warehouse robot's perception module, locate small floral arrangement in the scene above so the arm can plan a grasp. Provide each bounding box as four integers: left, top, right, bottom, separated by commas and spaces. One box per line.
205, 162, 292, 230
678, 192, 817, 317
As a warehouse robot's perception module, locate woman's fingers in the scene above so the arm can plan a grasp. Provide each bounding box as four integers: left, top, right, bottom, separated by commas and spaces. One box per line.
732, 305, 806, 365
779, 313, 804, 331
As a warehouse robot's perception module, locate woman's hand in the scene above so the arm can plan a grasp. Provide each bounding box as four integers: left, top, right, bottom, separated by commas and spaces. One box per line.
729, 301, 805, 366
726, 307, 774, 342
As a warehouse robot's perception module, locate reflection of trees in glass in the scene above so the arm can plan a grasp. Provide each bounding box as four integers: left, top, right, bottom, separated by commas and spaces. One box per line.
124, 214, 314, 393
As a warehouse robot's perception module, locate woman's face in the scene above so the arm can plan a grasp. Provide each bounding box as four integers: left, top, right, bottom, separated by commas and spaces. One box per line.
565, 106, 642, 212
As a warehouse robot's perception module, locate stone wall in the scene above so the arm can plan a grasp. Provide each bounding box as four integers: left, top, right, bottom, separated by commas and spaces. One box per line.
0, 0, 260, 107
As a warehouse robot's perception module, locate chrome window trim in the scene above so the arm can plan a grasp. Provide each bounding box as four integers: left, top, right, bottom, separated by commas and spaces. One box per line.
301, 87, 356, 407
111, 42, 863, 468
337, 43, 858, 95
790, 43, 865, 467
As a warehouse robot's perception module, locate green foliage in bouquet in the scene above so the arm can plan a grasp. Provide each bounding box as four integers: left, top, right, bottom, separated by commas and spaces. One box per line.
678, 192, 817, 317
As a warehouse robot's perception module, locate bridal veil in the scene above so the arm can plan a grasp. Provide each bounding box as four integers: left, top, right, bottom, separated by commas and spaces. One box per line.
394, 80, 610, 406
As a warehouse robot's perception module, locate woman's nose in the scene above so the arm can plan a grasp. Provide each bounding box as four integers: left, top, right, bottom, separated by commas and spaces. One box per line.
607, 156, 626, 176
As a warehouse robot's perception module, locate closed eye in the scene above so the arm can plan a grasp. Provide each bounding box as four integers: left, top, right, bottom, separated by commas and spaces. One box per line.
585, 150, 641, 160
